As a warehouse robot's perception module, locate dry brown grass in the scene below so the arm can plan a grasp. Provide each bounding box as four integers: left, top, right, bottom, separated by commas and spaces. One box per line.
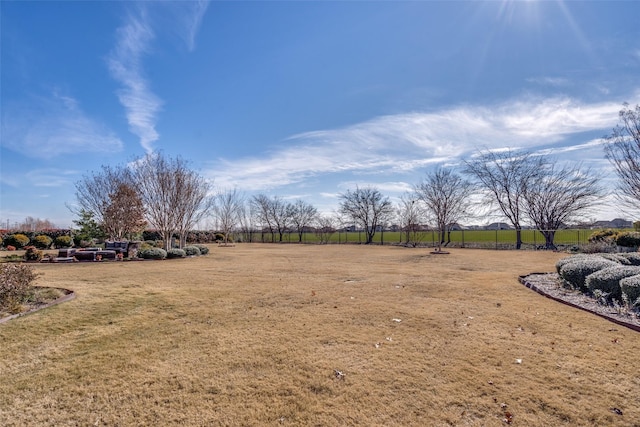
1, 244, 639, 426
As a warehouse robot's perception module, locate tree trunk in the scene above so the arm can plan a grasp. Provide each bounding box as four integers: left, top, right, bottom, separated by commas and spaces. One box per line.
542, 230, 556, 250
515, 227, 522, 250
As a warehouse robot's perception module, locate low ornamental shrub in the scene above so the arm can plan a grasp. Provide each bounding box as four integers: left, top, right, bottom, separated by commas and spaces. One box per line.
32, 235, 53, 250
183, 246, 201, 256
585, 266, 640, 301
6, 245, 16, 251
620, 275, 640, 304
615, 232, 640, 248
193, 244, 209, 255
0, 263, 38, 313
620, 252, 640, 266
555, 254, 590, 274
24, 246, 44, 262
588, 229, 618, 243
597, 253, 631, 265
559, 256, 619, 291
137, 248, 167, 260
166, 248, 186, 259
54, 235, 73, 248
3, 234, 30, 249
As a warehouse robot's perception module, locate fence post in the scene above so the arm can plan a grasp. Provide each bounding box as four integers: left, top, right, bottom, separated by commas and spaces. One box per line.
495, 230, 498, 250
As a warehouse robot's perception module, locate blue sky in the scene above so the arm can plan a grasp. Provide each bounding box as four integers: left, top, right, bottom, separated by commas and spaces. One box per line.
2, 0, 639, 228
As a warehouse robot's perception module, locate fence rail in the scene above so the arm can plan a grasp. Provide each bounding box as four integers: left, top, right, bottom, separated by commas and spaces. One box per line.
234, 228, 614, 250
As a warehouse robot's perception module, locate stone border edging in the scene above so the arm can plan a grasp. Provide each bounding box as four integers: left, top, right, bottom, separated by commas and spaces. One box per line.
519, 274, 640, 333
0, 288, 75, 325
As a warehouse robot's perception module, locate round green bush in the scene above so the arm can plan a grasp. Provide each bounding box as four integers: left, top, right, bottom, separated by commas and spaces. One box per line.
585, 266, 640, 301
3, 234, 30, 249
620, 275, 640, 304
559, 256, 619, 291
555, 254, 590, 274
137, 248, 167, 260
166, 248, 186, 259
193, 244, 209, 255
183, 246, 201, 256
615, 232, 640, 248
54, 235, 73, 248
32, 235, 53, 250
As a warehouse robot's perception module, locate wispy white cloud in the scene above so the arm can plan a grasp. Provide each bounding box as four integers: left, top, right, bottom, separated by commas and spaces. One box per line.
0, 92, 123, 159
108, 8, 161, 154
211, 95, 626, 192
107, 2, 209, 153
526, 76, 570, 87
25, 168, 79, 187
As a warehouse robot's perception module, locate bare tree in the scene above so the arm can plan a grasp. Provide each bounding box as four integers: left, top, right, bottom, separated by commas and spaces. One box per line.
396, 194, 425, 247
103, 183, 147, 240
251, 194, 276, 242
132, 153, 212, 251
18, 217, 56, 231
213, 188, 244, 245
290, 200, 318, 243
314, 214, 337, 244
338, 186, 394, 244
414, 168, 474, 252
604, 103, 640, 211
464, 149, 544, 249
523, 163, 602, 250
74, 165, 129, 224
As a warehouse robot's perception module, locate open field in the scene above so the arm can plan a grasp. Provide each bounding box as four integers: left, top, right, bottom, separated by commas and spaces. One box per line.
1, 244, 639, 426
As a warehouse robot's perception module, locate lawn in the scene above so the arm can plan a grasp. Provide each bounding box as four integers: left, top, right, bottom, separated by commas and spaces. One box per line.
1, 244, 638, 426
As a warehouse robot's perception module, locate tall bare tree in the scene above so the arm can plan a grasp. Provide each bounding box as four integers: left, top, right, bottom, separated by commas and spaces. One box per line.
523, 163, 601, 250
132, 153, 212, 251
213, 188, 244, 245
415, 168, 474, 251
103, 183, 147, 240
290, 200, 318, 243
251, 194, 276, 242
18, 217, 56, 231
74, 165, 130, 224
604, 103, 640, 211
338, 186, 394, 244
396, 194, 425, 247
314, 214, 337, 244
464, 149, 544, 249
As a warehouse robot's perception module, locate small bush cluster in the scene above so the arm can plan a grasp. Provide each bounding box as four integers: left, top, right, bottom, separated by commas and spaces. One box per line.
0, 264, 38, 313
3, 234, 30, 249
558, 256, 619, 291
193, 244, 209, 255
54, 235, 73, 248
620, 252, 640, 266
615, 232, 640, 248
24, 246, 44, 262
620, 275, 640, 304
32, 235, 53, 249
585, 266, 640, 300
588, 229, 618, 243
137, 248, 167, 260
166, 248, 186, 259
184, 246, 201, 256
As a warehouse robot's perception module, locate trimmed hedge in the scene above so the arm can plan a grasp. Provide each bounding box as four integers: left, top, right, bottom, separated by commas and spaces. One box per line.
184, 246, 201, 256
620, 275, 640, 304
615, 232, 640, 248
585, 266, 640, 301
620, 252, 640, 266
3, 234, 30, 249
137, 248, 167, 260
54, 235, 73, 248
193, 244, 209, 255
166, 248, 186, 259
559, 256, 619, 291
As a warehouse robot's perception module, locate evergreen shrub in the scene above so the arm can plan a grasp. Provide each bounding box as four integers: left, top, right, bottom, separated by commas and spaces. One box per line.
166, 248, 186, 259
559, 257, 619, 291
620, 275, 640, 304
184, 246, 201, 256
137, 248, 167, 260
3, 234, 30, 249
193, 244, 209, 255
585, 266, 640, 301
33, 235, 53, 249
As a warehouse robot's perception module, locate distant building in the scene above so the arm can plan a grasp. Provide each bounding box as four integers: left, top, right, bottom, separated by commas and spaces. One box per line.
484, 222, 513, 230
590, 218, 632, 229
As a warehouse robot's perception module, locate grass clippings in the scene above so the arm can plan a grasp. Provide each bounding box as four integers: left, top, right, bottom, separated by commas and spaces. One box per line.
0, 244, 639, 426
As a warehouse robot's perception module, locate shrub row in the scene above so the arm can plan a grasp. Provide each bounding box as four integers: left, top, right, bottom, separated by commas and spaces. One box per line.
557, 253, 640, 302
136, 244, 210, 260
588, 229, 640, 248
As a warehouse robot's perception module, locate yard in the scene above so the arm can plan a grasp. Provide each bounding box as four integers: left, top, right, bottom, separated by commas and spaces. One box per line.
0, 244, 638, 426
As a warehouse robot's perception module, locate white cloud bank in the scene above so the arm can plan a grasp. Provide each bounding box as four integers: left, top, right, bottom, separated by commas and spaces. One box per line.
211, 96, 627, 191
0, 91, 123, 159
